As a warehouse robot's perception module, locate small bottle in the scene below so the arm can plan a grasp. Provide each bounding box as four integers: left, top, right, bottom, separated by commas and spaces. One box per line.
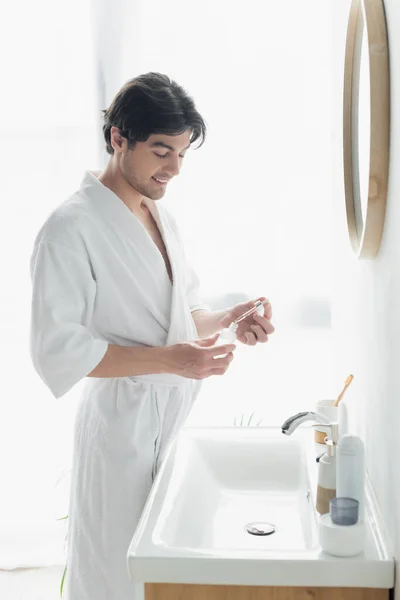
316, 440, 337, 515
314, 423, 339, 516
217, 322, 238, 345
336, 434, 365, 522
214, 323, 238, 358
217, 301, 265, 346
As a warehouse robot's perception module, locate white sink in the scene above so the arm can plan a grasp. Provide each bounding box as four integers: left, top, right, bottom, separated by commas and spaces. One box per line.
127, 426, 394, 588
152, 429, 317, 553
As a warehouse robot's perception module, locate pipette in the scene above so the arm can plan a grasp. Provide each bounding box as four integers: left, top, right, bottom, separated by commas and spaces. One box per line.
233, 299, 269, 324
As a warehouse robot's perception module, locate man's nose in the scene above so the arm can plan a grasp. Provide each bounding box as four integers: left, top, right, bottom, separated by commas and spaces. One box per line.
166, 155, 181, 176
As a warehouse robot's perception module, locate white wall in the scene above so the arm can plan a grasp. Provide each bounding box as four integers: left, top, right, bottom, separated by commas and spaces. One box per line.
116, 0, 335, 428
332, 0, 400, 590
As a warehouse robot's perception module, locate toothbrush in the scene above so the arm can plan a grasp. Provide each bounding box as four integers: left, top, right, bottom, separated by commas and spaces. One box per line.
333, 374, 354, 407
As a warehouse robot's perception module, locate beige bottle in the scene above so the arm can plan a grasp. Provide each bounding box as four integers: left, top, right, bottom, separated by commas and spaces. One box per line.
314, 424, 339, 515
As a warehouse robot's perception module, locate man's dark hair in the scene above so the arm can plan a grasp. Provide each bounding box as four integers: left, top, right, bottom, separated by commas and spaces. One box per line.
103, 72, 207, 155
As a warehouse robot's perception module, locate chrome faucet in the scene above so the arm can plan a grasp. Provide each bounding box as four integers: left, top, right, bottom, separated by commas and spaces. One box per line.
281, 411, 331, 436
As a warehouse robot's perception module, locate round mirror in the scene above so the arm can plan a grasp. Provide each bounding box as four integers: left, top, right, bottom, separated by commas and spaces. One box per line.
353, 4, 370, 238
343, 0, 390, 259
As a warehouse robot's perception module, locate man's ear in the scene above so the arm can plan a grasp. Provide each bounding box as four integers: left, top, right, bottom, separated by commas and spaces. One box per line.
110, 126, 128, 153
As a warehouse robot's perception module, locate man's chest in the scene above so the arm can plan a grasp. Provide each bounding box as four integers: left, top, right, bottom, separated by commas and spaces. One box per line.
139, 212, 173, 284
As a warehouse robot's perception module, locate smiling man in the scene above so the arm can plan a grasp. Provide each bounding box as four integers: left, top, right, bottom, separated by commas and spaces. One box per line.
29, 72, 274, 600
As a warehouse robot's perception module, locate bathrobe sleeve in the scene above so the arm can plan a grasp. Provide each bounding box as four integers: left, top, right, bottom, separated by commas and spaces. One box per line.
30, 240, 109, 399
185, 265, 210, 314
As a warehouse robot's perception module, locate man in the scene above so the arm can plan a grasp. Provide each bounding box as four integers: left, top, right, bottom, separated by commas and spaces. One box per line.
30, 72, 274, 599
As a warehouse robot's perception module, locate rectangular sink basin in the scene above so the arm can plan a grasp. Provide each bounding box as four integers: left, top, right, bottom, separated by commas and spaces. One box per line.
152, 428, 317, 553
127, 426, 394, 588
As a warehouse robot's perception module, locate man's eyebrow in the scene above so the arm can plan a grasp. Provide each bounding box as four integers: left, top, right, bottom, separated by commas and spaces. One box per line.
150, 141, 191, 152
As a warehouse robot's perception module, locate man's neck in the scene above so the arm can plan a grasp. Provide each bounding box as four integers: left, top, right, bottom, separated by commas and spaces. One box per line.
98, 164, 147, 216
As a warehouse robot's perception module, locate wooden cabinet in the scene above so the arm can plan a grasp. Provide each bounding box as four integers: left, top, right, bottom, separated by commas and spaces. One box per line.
145, 584, 389, 600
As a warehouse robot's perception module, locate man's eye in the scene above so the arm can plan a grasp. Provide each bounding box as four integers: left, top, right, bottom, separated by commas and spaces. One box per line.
154, 153, 186, 159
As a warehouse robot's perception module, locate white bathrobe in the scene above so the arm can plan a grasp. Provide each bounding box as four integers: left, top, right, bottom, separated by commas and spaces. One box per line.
30, 171, 207, 600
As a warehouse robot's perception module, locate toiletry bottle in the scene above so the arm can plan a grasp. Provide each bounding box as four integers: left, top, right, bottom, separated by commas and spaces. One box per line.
336, 434, 365, 521
217, 302, 264, 348
313, 423, 339, 515
217, 322, 238, 345
214, 323, 238, 358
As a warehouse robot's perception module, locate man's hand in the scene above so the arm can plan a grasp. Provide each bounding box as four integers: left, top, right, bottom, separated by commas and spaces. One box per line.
166, 333, 236, 380
220, 296, 275, 346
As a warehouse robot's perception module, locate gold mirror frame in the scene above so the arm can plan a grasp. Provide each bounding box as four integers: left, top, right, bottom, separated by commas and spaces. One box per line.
343, 0, 390, 259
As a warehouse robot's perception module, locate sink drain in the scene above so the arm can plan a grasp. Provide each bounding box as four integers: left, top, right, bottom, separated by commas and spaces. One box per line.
245, 522, 276, 536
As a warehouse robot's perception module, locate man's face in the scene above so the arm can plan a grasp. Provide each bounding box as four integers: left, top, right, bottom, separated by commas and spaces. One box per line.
119, 130, 192, 201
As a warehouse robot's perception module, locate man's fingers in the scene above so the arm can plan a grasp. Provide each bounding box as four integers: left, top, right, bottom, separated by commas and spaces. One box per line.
244, 331, 257, 346
253, 296, 272, 319
250, 324, 269, 343
212, 351, 234, 363
210, 367, 230, 376
253, 313, 275, 334
196, 333, 220, 347
210, 353, 235, 373
264, 302, 272, 320
210, 344, 236, 357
